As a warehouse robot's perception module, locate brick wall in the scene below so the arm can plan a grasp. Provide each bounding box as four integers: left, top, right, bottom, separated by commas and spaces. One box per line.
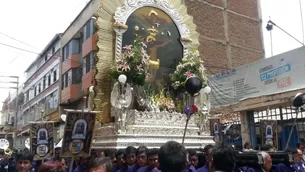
185, 0, 264, 74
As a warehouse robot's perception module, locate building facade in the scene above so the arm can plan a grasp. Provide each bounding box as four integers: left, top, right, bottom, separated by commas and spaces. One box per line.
59, 0, 99, 111
14, 34, 61, 148
0, 90, 23, 147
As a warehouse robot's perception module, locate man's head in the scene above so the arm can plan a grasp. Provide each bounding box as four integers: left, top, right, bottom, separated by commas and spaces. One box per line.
159, 141, 187, 172
147, 148, 159, 169
98, 150, 108, 158
79, 157, 90, 166
136, 146, 148, 167
243, 142, 251, 149
203, 145, 214, 169
115, 149, 125, 167
125, 146, 137, 166
55, 157, 67, 171
89, 157, 113, 172
259, 151, 272, 171
187, 149, 198, 168
295, 149, 303, 162
297, 143, 304, 153
212, 143, 236, 172
16, 151, 34, 172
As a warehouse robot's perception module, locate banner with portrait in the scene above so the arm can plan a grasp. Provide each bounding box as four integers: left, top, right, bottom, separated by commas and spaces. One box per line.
209, 118, 222, 142
260, 120, 278, 148
60, 111, 96, 157
30, 122, 55, 160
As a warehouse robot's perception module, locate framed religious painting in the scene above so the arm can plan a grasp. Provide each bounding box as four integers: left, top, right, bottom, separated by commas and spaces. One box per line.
260, 120, 278, 149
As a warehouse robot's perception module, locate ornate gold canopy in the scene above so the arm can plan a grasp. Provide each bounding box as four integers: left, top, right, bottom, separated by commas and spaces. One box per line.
93, 0, 200, 123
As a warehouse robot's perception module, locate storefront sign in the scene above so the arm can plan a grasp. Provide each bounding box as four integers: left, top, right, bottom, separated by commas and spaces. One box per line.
209, 47, 305, 108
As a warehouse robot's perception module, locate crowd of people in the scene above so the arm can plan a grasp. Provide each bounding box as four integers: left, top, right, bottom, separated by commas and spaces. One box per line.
1, 141, 305, 172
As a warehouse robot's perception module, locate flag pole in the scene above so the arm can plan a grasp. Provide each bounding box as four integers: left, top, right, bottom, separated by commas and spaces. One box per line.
299, 0, 304, 44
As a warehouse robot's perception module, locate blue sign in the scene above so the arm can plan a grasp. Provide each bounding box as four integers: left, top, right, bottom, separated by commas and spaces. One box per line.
260, 64, 291, 81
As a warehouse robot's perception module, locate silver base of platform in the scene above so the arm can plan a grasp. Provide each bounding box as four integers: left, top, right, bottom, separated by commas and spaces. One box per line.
93, 110, 214, 149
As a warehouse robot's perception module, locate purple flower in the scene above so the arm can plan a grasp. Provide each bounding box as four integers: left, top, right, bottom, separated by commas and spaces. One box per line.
183, 105, 194, 118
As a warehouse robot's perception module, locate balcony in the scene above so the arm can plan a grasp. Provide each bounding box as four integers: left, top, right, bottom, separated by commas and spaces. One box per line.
61, 84, 81, 103
82, 70, 95, 92
82, 34, 97, 57
62, 54, 81, 74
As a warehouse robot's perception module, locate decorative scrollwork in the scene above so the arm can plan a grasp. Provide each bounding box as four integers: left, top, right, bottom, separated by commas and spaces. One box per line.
113, 0, 190, 37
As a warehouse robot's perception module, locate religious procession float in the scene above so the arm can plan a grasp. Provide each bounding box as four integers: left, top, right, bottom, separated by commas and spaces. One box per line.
89, 0, 215, 150
15, 0, 215, 161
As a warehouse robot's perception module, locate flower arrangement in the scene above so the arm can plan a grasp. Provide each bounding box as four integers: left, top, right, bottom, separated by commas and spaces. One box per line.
110, 36, 150, 86
170, 48, 207, 91
152, 89, 175, 112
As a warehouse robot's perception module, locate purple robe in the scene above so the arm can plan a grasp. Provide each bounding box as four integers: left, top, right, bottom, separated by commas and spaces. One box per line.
131, 164, 141, 172
293, 162, 304, 172
235, 167, 263, 172
137, 166, 160, 172
185, 165, 197, 172
118, 164, 137, 172
235, 167, 257, 172
73, 165, 87, 172
113, 165, 121, 172
275, 163, 295, 172
197, 165, 209, 172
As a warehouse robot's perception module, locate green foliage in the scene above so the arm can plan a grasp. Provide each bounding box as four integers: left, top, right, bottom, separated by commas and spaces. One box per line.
109, 36, 150, 86
170, 48, 207, 90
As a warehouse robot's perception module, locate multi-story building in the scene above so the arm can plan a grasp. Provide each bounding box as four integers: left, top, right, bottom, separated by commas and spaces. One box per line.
15, 34, 61, 147
0, 87, 23, 147
59, 0, 98, 110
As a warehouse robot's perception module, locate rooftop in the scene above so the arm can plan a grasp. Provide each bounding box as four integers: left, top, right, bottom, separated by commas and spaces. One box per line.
24, 33, 62, 72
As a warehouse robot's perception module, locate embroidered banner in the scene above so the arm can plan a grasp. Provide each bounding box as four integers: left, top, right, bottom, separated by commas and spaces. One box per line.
30, 122, 55, 160
60, 111, 96, 157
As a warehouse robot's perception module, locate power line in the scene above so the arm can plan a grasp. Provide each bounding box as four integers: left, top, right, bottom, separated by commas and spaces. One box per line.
0, 32, 40, 50
0, 42, 40, 55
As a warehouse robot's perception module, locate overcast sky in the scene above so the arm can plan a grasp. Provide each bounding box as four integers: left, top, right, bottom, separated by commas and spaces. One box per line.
0, 0, 304, 108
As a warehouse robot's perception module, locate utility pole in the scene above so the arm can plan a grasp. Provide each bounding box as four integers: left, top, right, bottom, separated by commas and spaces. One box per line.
0, 75, 19, 147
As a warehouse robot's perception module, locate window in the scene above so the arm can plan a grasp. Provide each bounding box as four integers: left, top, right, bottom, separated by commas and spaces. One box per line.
45, 54, 48, 61
53, 91, 58, 108
48, 74, 51, 86
68, 70, 72, 85
62, 75, 66, 90
83, 58, 86, 76
38, 83, 41, 93
86, 55, 90, 73
62, 71, 71, 89
52, 47, 55, 54
34, 86, 37, 97
53, 70, 57, 82
64, 73, 68, 87
43, 76, 46, 90
83, 52, 95, 75
62, 40, 80, 61
83, 19, 95, 41
90, 52, 95, 70
62, 69, 81, 89
63, 44, 70, 61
